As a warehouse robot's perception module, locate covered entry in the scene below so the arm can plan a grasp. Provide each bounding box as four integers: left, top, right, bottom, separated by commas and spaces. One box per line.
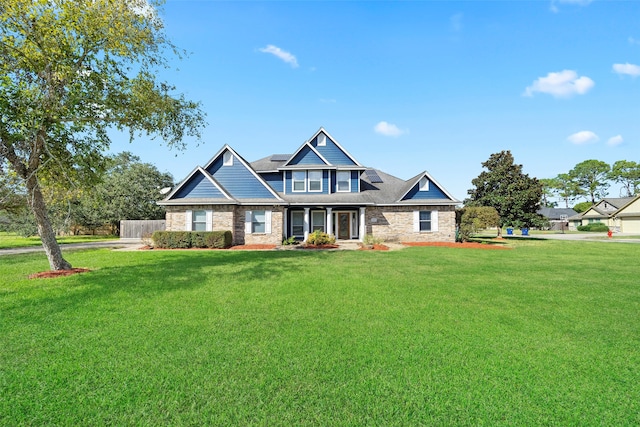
285, 207, 366, 241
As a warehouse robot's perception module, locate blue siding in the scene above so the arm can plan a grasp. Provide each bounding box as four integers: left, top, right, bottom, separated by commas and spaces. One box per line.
206, 155, 277, 199
288, 145, 326, 165
312, 134, 357, 166
260, 172, 283, 193
174, 172, 225, 199
402, 179, 449, 200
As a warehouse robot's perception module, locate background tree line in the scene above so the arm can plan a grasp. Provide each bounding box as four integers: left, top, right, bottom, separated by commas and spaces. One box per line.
0, 153, 173, 237
541, 159, 640, 209
463, 152, 639, 238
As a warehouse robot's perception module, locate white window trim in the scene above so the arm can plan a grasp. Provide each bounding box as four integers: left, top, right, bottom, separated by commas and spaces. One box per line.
291, 211, 305, 237
311, 210, 326, 232
413, 210, 439, 232
292, 171, 306, 193
245, 210, 272, 234
185, 210, 193, 231
337, 171, 351, 193
419, 177, 429, 192
223, 151, 233, 166
308, 170, 323, 193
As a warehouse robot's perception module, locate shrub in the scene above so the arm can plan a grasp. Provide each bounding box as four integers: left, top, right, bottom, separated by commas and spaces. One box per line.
362, 234, 382, 246
577, 223, 610, 232
306, 230, 336, 246
203, 231, 232, 249
152, 231, 232, 248
457, 206, 500, 242
282, 236, 298, 246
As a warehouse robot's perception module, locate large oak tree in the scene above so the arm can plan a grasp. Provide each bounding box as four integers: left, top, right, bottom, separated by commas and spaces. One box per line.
0, 0, 205, 270
466, 151, 542, 236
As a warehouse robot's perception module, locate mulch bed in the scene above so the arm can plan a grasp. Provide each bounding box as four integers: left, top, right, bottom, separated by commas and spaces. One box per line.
229, 244, 277, 250
302, 244, 340, 249
29, 268, 91, 279
402, 241, 511, 250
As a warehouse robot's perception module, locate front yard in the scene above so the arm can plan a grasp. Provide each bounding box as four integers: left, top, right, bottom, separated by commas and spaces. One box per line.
1, 239, 638, 425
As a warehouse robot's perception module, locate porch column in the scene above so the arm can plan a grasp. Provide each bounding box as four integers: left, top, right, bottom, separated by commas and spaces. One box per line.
359, 207, 366, 241
283, 208, 288, 238
326, 208, 333, 236
303, 208, 310, 241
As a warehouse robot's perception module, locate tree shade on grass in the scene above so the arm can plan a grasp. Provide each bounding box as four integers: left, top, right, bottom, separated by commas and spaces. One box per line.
1, 241, 639, 425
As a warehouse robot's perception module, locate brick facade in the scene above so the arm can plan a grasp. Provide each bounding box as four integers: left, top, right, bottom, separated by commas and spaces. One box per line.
365, 205, 456, 242
165, 205, 284, 245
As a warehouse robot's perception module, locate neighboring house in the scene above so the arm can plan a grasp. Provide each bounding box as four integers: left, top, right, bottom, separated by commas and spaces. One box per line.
537, 207, 577, 231
158, 128, 459, 245
611, 195, 640, 233
578, 197, 635, 231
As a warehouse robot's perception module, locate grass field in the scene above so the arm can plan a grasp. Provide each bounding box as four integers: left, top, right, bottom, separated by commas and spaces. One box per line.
0, 232, 119, 249
1, 240, 639, 425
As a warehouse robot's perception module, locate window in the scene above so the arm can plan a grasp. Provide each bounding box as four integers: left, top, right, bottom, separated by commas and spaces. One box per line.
414, 211, 438, 233
311, 211, 325, 232
318, 134, 326, 146
419, 177, 429, 192
293, 171, 306, 192
291, 211, 304, 236
245, 210, 271, 234
252, 210, 266, 233
308, 170, 322, 192
337, 171, 350, 192
192, 210, 207, 231
419, 211, 431, 231
223, 151, 233, 166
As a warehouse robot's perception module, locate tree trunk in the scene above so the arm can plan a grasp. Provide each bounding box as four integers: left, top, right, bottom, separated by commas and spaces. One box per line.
25, 173, 72, 271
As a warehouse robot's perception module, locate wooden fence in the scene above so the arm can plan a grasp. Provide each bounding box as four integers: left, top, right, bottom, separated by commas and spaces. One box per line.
119, 220, 166, 239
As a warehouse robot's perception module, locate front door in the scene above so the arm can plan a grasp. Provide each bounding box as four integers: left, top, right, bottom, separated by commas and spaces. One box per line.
337, 212, 351, 240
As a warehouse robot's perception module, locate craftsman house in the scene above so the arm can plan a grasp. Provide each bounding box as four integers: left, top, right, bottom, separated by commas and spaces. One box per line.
158, 128, 459, 245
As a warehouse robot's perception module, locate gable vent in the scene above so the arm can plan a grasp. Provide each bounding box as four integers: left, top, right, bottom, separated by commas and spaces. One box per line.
365, 169, 383, 183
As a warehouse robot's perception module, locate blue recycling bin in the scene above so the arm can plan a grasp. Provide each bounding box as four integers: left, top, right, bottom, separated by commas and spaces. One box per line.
521, 228, 529, 236
506, 228, 513, 235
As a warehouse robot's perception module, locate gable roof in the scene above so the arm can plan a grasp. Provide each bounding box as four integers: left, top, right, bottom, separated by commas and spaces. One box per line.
611, 194, 640, 217
281, 127, 363, 168
161, 145, 284, 205
161, 166, 234, 203
397, 171, 459, 203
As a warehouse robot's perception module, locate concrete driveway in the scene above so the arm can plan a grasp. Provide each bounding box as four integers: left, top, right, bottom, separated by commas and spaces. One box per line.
0, 239, 144, 256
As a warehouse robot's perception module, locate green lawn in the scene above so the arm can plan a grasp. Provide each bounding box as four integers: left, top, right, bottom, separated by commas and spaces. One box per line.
0, 232, 119, 249
1, 240, 639, 425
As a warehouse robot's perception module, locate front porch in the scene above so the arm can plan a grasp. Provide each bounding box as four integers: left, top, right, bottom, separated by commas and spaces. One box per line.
284, 207, 366, 241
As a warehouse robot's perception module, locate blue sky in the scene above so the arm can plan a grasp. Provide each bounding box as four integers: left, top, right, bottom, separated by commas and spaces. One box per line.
110, 0, 640, 203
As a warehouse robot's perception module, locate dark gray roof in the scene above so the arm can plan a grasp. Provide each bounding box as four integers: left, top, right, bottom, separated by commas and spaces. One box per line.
537, 207, 577, 220
600, 197, 635, 209
250, 155, 290, 172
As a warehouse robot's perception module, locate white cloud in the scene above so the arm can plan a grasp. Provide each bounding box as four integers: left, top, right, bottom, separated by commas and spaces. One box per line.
607, 135, 624, 146
450, 13, 463, 32
523, 70, 594, 98
613, 63, 640, 77
550, 0, 593, 13
258, 45, 299, 68
567, 131, 599, 145
374, 121, 407, 137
